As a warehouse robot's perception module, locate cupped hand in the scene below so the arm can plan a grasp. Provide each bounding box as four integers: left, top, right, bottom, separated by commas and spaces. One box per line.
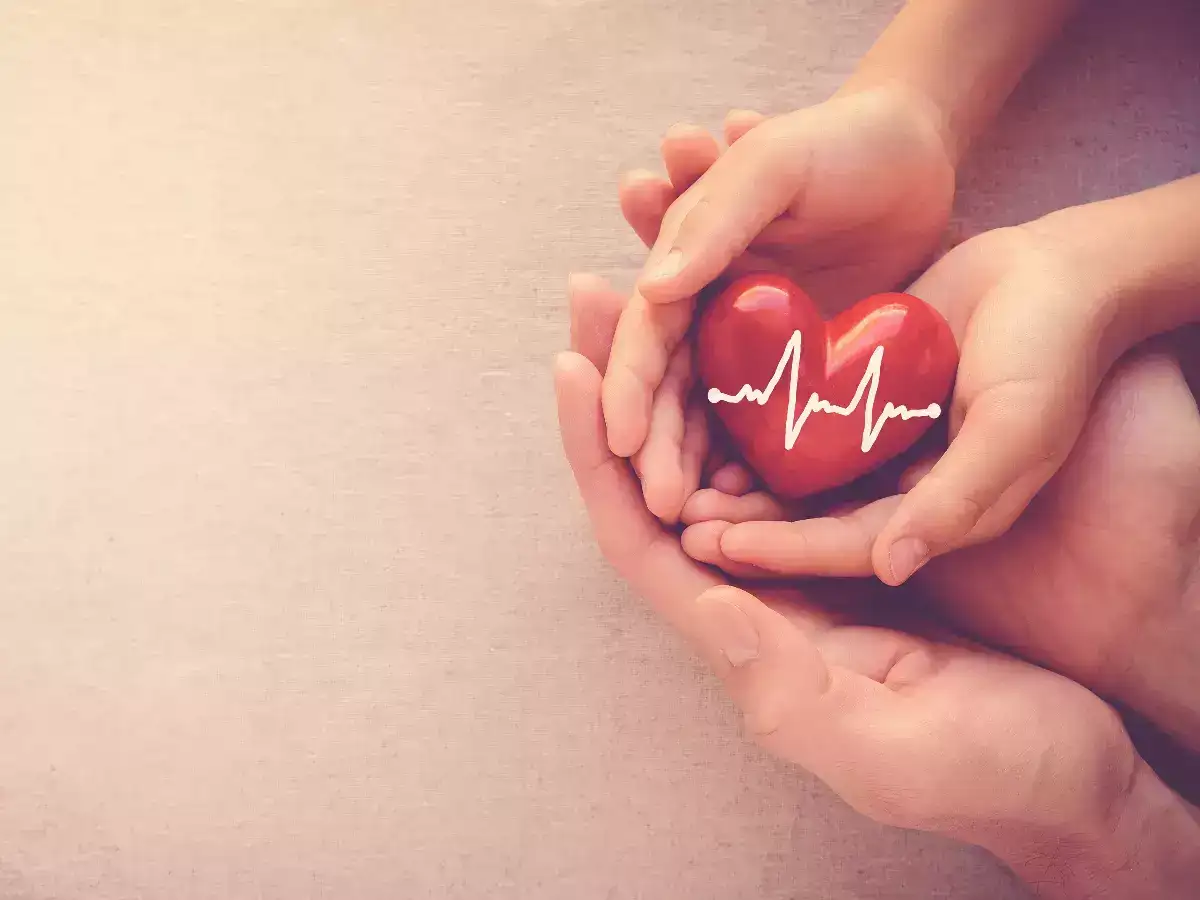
618, 122, 1166, 587
600, 86, 957, 502
686, 321, 1200, 752
610, 109, 953, 526
619, 155, 1200, 754
869, 219, 1144, 582
922, 329, 1200, 750
558, 274, 1140, 859
664, 216, 1131, 576
611, 119, 778, 523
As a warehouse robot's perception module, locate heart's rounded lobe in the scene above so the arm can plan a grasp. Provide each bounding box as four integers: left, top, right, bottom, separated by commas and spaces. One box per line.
696, 274, 959, 500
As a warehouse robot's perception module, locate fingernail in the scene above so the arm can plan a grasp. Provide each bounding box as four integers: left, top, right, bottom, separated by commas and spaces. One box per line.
643, 248, 683, 284
567, 271, 601, 293
716, 523, 749, 558
664, 122, 703, 140
888, 537, 929, 584
700, 597, 759, 666
621, 168, 658, 186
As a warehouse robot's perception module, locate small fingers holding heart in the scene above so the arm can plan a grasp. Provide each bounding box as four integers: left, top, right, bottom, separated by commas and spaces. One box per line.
714, 496, 903, 578
681, 520, 778, 580
679, 402, 710, 517
636, 342, 704, 523
679, 486, 791, 579
681, 489, 788, 526
871, 376, 1075, 586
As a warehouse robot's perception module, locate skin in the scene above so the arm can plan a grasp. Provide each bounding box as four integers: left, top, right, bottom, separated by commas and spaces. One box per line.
871, 176, 1200, 584
601, 0, 1084, 579
556, 275, 1200, 896
604, 90, 955, 519
690, 325, 1200, 753
618, 118, 1200, 590
573, 2, 1200, 888
615, 102, 956, 527
618, 130, 1200, 757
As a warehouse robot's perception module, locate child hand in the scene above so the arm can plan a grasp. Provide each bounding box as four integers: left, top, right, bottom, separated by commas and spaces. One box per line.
610, 92, 955, 521
554, 280, 1161, 887
613, 124, 767, 523
871, 222, 1123, 582
601, 86, 957, 487
691, 219, 1129, 585
617, 128, 866, 528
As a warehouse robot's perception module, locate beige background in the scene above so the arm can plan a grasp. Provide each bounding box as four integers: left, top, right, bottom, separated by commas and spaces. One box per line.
0, 1, 1197, 897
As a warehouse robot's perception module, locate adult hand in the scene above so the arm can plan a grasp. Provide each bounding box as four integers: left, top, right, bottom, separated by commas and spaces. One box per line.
557, 276, 1190, 895
686, 323, 1200, 754
601, 87, 956, 516
619, 126, 1190, 588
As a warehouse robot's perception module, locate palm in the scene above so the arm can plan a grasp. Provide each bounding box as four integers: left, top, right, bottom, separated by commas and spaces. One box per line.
617, 113, 1200, 752
761, 584, 1129, 833
920, 331, 1200, 731
558, 272, 1133, 836
886, 231, 1200, 735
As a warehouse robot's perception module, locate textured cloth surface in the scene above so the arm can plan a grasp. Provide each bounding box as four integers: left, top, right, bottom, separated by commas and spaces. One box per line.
0, 1, 1197, 898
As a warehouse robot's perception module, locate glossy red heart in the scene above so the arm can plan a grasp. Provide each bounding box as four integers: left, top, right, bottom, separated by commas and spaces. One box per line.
696, 274, 959, 500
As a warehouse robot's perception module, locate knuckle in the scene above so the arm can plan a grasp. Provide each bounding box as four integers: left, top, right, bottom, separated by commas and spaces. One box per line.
730, 117, 778, 152
909, 478, 989, 540
660, 186, 704, 237
618, 343, 665, 392
834, 515, 877, 555
670, 195, 714, 246
943, 491, 989, 533
775, 522, 811, 556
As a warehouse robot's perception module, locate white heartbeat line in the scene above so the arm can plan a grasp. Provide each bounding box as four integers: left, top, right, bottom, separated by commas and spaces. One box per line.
706, 330, 942, 453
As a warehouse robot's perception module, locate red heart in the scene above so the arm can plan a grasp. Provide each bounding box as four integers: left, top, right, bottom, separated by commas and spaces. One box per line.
696, 274, 959, 500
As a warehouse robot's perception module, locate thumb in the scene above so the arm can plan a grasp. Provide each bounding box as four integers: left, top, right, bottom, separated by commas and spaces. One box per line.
691, 585, 862, 755
872, 378, 1084, 585
636, 122, 806, 304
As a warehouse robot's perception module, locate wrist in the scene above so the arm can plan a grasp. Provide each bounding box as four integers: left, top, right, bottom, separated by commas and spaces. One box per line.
1028, 176, 1200, 353
998, 756, 1200, 899
832, 79, 958, 172
1018, 205, 1163, 372
840, 0, 1083, 166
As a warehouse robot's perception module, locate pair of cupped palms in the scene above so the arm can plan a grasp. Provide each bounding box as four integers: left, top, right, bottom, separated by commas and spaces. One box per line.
555, 116, 1200, 843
